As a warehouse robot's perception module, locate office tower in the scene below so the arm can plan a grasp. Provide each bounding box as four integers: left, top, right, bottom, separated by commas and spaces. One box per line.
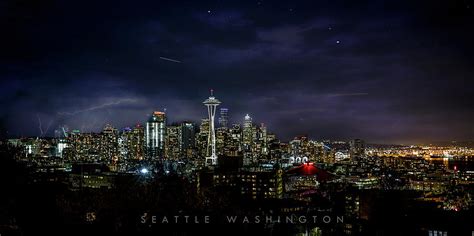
226, 123, 242, 157
101, 124, 119, 162
118, 125, 144, 161
216, 127, 229, 156
165, 125, 181, 160
203, 90, 221, 166
243, 114, 256, 151
258, 123, 268, 156
67, 131, 101, 162
56, 139, 68, 158
307, 141, 325, 163
243, 114, 257, 166
118, 127, 132, 160
218, 108, 229, 128
350, 139, 365, 161
196, 118, 209, 158
130, 124, 145, 160
267, 133, 282, 159
146, 111, 166, 160
243, 114, 252, 149
181, 122, 196, 158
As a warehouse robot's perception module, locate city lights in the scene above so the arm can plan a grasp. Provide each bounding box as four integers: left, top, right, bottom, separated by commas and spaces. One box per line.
2, 0, 473, 234
140, 168, 149, 174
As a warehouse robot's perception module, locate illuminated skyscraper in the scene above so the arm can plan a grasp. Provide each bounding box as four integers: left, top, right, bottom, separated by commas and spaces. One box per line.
243, 114, 255, 166
203, 90, 221, 166
196, 119, 209, 158
131, 124, 145, 160
258, 123, 268, 156
118, 127, 132, 161
216, 127, 228, 156
243, 114, 253, 150
181, 122, 196, 158
218, 108, 229, 128
56, 139, 68, 158
227, 124, 242, 156
101, 124, 119, 162
146, 111, 166, 160
165, 125, 181, 160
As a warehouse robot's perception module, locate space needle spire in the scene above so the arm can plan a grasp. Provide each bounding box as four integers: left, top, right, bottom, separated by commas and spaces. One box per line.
203, 89, 221, 166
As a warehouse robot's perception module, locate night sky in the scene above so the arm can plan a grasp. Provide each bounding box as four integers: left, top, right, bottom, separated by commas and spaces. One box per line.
1, 0, 473, 143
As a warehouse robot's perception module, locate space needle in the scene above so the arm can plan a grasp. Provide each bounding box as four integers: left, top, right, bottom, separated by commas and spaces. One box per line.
203, 89, 221, 166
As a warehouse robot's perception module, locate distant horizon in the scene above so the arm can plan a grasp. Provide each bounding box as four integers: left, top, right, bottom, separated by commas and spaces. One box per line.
4, 116, 474, 146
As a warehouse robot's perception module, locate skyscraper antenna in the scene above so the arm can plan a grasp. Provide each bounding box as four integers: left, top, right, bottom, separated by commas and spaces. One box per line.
210, 88, 214, 96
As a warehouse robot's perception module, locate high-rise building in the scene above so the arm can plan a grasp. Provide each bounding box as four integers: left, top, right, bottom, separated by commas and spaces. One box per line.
196, 118, 209, 159
216, 127, 229, 156
218, 108, 229, 128
243, 114, 257, 166
181, 122, 196, 158
267, 133, 282, 159
119, 125, 144, 161
226, 124, 242, 157
350, 139, 365, 161
203, 90, 221, 166
118, 127, 132, 161
257, 123, 268, 156
130, 124, 145, 160
101, 124, 119, 162
146, 111, 166, 160
56, 139, 68, 158
66, 131, 101, 162
243, 114, 253, 150
307, 140, 325, 163
165, 125, 181, 160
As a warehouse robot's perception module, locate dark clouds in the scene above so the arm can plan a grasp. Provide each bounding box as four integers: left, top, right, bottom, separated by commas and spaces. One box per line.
1, 0, 473, 143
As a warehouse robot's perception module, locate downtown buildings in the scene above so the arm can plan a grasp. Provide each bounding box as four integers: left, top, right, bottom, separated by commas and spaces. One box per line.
35, 93, 282, 167
7, 92, 474, 214
5, 93, 474, 236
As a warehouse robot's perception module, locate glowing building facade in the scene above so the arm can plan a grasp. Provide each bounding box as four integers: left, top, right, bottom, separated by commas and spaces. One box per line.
146, 111, 166, 160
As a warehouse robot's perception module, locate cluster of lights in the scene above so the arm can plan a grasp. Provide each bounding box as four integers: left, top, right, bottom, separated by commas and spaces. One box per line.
140, 168, 149, 174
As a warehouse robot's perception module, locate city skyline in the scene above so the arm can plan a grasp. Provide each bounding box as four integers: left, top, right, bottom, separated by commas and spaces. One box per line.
1, 0, 473, 144
2, 1, 474, 235
2, 92, 474, 145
